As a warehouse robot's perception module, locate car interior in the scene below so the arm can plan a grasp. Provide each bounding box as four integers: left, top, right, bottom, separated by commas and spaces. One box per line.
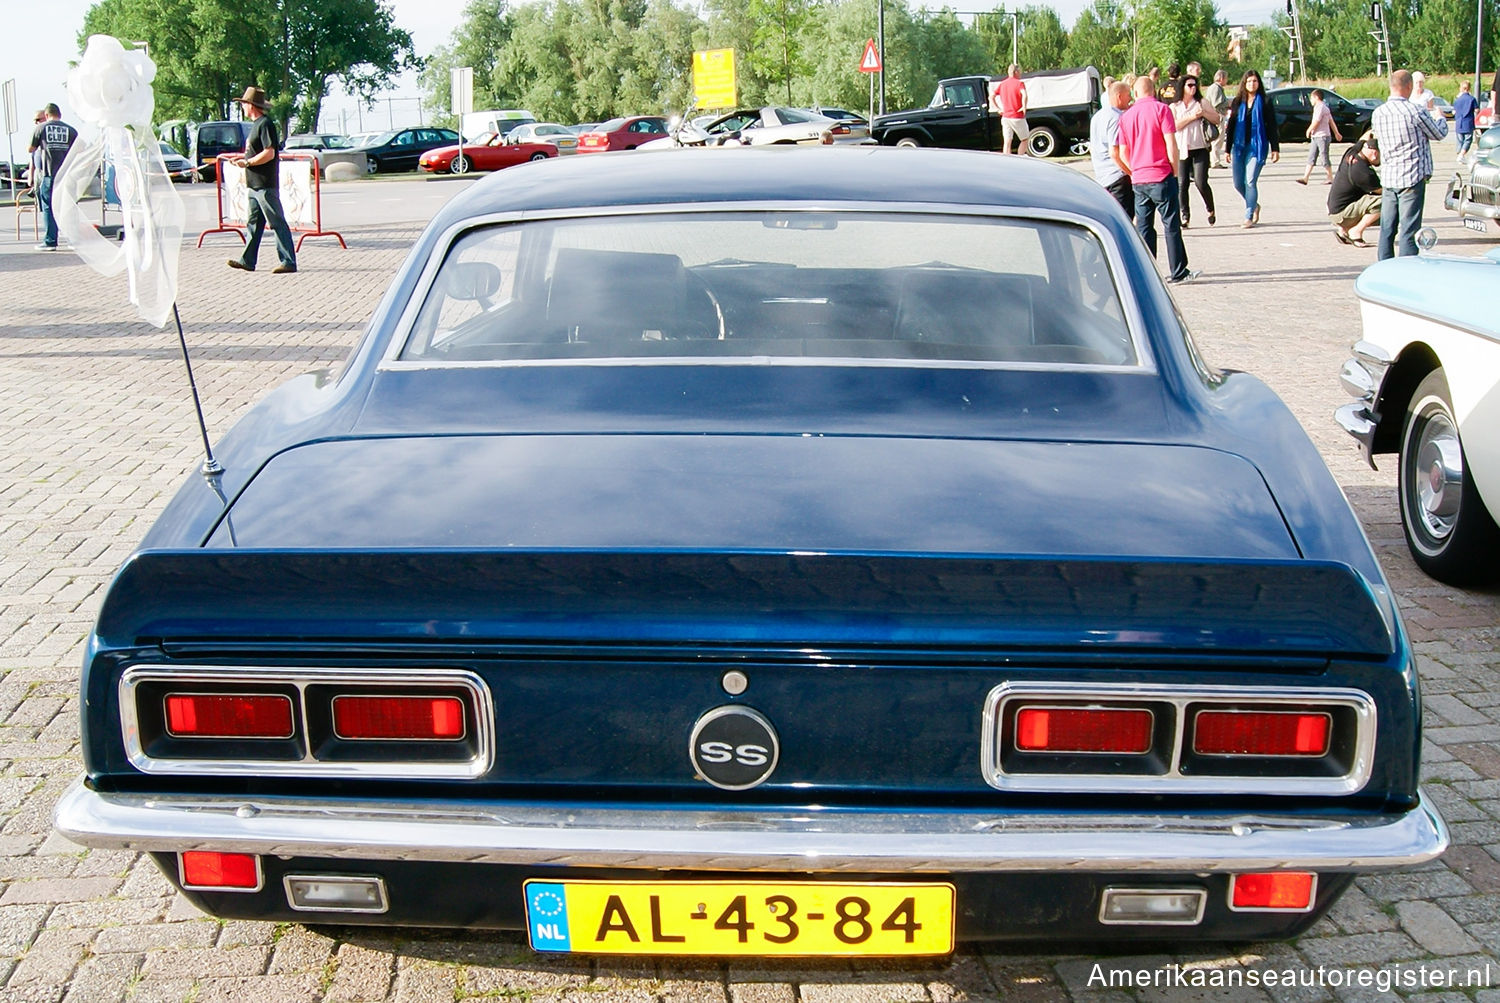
401, 215, 1137, 367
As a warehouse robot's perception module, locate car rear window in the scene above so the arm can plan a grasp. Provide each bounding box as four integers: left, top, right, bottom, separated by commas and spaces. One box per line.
596, 119, 626, 133
399, 211, 1137, 367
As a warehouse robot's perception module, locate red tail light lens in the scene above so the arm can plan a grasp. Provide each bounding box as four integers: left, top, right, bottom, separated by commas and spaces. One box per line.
180, 851, 260, 889
831, 124, 851, 135
1193, 710, 1330, 757
1015, 707, 1153, 754
332, 695, 466, 740
165, 693, 294, 739
1231, 872, 1315, 910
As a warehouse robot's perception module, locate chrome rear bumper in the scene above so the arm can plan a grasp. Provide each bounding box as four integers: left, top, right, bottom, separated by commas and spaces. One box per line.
54, 779, 1448, 874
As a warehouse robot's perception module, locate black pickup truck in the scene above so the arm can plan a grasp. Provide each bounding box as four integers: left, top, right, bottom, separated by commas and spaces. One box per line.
871, 67, 1100, 157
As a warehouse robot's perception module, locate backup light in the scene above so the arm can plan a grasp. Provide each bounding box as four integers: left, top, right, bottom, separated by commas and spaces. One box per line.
180, 851, 261, 890
1015, 706, 1153, 754
1193, 710, 1330, 757
285, 875, 389, 913
1099, 888, 1206, 925
1230, 872, 1316, 911
332, 695, 466, 740
164, 693, 294, 739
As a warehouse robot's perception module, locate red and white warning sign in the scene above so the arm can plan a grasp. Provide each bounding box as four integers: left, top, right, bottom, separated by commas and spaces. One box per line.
859, 39, 882, 73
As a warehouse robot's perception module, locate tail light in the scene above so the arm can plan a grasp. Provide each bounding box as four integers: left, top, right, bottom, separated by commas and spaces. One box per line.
830, 124, 851, 136
333, 695, 465, 740
1230, 872, 1316, 911
180, 851, 261, 891
1192, 710, 1330, 757
1015, 706, 1153, 754
165, 693, 293, 739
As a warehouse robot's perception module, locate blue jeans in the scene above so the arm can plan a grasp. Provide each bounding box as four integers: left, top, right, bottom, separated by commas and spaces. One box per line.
1457, 130, 1474, 157
1230, 151, 1265, 219
38, 175, 58, 247
239, 187, 297, 270
1378, 183, 1426, 260
1133, 176, 1189, 281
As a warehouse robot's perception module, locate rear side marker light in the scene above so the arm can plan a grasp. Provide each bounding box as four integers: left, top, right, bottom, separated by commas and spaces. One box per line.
179, 851, 262, 891
1193, 710, 1331, 757
285, 875, 389, 913
1099, 887, 1206, 925
1230, 872, 1317, 911
332, 695, 466, 740
165, 693, 294, 739
1015, 706, 1153, 754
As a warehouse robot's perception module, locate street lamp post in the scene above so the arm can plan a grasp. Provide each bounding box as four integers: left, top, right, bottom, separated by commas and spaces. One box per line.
878, 0, 885, 114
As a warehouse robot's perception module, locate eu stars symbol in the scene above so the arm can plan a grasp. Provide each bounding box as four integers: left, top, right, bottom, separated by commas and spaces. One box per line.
526, 883, 571, 951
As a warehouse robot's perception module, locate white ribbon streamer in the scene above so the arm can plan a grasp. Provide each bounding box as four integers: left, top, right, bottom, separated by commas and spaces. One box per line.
54, 35, 184, 329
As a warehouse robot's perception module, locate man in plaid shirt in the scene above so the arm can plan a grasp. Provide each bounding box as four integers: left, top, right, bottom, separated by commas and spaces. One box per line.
1370, 69, 1447, 259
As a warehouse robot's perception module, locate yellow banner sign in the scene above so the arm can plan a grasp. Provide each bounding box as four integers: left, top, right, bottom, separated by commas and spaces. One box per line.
692, 49, 738, 110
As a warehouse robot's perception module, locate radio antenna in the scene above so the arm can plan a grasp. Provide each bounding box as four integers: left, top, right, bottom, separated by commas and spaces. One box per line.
171, 303, 222, 477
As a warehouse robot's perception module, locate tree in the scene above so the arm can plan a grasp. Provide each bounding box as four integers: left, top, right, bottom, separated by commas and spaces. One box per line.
1016, 4, 1069, 70
749, 0, 818, 103
1136, 0, 1223, 74
1065, 0, 1133, 76
419, 0, 513, 124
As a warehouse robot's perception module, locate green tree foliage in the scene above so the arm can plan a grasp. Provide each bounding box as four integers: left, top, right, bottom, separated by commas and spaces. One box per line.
81, 0, 415, 130
749, 0, 820, 102
1389, 0, 1498, 74
1065, 0, 1134, 77
1136, 0, 1223, 73
1016, 5, 1069, 70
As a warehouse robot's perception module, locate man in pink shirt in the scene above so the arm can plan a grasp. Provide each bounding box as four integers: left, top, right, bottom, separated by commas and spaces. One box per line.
994, 64, 1029, 155
1112, 76, 1198, 284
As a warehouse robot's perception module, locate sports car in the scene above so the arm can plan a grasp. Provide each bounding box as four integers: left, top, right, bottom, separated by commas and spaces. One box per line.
55, 149, 1445, 953
1337, 241, 1500, 584
419, 133, 558, 174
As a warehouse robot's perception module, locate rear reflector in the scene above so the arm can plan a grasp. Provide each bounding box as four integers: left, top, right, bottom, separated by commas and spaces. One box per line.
1193, 710, 1330, 757
165, 693, 294, 739
1230, 872, 1316, 911
180, 851, 261, 890
1015, 706, 1153, 754
332, 695, 466, 740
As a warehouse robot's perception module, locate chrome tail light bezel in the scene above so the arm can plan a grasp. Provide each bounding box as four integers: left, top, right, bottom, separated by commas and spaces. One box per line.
982, 682, 1376, 795
120, 666, 495, 778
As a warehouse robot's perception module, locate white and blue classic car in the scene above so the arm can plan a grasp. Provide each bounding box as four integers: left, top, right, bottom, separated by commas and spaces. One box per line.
1338, 245, 1500, 584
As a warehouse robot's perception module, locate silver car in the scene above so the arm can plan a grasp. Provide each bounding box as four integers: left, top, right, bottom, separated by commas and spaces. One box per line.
507, 122, 580, 155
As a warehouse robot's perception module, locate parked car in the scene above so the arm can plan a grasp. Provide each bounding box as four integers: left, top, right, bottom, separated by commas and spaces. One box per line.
419, 132, 558, 174
461, 109, 536, 142
506, 122, 579, 155
655, 107, 870, 148
569, 123, 601, 135
190, 120, 253, 181
354, 127, 461, 174
283, 133, 368, 176
1337, 238, 1500, 584
872, 68, 1101, 157
808, 106, 869, 127
1442, 142, 1500, 232
54, 149, 1445, 948
285, 133, 355, 151
1266, 87, 1372, 145
576, 116, 670, 152
157, 141, 196, 183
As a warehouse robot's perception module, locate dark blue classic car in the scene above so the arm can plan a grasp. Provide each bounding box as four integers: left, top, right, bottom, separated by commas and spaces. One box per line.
56, 149, 1445, 954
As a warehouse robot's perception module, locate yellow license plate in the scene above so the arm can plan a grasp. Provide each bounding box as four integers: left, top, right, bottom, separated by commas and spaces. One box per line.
524, 880, 955, 956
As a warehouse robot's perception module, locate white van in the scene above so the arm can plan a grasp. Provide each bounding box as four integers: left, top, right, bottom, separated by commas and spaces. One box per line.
461, 109, 537, 142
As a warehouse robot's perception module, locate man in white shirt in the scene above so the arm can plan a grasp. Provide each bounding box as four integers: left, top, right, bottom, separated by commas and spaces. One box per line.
1089, 81, 1134, 217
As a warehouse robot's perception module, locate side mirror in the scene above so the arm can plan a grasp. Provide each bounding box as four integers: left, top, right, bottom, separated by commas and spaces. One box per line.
443, 262, 503, 302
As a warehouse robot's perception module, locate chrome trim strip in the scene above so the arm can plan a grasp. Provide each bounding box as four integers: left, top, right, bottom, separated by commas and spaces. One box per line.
54, 779, 1448, 873
376, 202, 1158, 375
177, 850, 264, 893
980, 682, 1377, 795
1226, 872, 1319, 914
119, 666, 495, 779
1097, 887, 1207, 926
283, 874, 390, 914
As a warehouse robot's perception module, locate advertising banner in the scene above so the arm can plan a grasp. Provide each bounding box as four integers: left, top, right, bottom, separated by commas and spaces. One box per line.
693, 49, 737, 109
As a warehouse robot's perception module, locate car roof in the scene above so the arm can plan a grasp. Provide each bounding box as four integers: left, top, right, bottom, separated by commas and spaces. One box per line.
428, 146, 1124, 224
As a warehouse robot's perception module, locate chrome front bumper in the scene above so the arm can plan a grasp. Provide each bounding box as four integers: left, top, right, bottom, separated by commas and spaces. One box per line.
54, 779, 1448, 874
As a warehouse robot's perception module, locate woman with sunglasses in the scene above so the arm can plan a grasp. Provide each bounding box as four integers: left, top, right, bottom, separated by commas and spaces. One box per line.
1172, 75, 1220, 226
1222, 70, 1281, 227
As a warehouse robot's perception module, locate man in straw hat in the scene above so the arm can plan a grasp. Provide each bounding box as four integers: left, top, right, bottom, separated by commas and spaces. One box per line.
227, 86, 297, 274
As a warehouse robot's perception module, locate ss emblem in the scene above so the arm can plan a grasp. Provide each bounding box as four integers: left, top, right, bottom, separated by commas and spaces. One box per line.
689, 706, 779, 790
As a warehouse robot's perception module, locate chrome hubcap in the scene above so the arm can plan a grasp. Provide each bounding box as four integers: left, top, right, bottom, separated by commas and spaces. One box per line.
1414, 413, 1463, 540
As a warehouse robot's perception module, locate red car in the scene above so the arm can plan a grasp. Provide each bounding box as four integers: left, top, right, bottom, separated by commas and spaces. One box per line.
418, 133, 557, 174
576, 116, 670, 153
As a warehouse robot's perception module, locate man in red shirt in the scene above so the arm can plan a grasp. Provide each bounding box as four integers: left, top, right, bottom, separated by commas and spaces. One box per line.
994, 64, 1029, 155
1111, 76, 1198, 284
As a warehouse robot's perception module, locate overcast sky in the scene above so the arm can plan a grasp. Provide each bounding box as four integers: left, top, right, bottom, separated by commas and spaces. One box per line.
4, 0, 1275, 147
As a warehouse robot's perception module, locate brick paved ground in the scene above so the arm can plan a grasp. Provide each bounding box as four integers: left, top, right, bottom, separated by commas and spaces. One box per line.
1, 151, 1497, 1002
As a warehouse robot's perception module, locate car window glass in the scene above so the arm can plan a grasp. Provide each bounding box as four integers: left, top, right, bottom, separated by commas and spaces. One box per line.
599, 119, 626, 132
945, 81, 983, 106
401, 212, 1136, 368
392, 132, 414, 147
777, 108, 817, 124
409, 229, 523, 351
